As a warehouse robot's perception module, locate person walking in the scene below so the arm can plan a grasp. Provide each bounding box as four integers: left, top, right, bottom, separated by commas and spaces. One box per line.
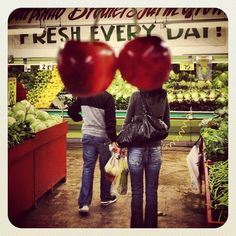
68, 91, 119, 215
121, 87, 170, 228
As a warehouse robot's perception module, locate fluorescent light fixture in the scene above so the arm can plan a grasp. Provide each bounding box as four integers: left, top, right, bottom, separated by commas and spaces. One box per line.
8, 28, 45, 35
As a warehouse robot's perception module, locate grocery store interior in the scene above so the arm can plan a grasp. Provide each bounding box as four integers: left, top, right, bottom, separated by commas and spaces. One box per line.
7, 8, 228, 229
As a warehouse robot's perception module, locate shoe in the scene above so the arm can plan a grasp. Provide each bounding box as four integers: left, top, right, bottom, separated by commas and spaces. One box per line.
101, 195, 117, 207
78, 205, 89, 214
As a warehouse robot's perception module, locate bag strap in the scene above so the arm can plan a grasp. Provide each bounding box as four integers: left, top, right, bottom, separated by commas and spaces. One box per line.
139, 92, 150, 115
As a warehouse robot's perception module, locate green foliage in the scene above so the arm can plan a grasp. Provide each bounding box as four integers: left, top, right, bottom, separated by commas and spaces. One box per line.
200, 107, 228, 161
8, 121, 35, 148
107, 70, 137, 110
27, 70, 52, 105
164, 64, 228, 111
17, 71, 37, 91
208, 160, 228, 222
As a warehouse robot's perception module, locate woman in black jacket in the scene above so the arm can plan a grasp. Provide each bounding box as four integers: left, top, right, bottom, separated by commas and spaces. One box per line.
122, 88, 170, 228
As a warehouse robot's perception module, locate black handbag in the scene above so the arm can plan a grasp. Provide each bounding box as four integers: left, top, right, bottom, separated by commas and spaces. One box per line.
117, 93, 169, 148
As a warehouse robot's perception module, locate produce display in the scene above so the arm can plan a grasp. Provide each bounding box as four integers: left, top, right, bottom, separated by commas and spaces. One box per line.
107, 70, 137, 110
27, 66, 64, 108
57, 40, 116, 97
199, 105, 228, 224
163, 64, 228, 111
117, 36, 171, 90
8, 100, 63, 148
208, 160, 228, 222
199, 106, 228, 162
16, 62, 228, 111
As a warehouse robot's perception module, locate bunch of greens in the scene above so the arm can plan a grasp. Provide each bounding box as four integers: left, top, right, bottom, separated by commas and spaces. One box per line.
200, 107, 228, 161
208, 160, 228, 222
8, 121, 35, 149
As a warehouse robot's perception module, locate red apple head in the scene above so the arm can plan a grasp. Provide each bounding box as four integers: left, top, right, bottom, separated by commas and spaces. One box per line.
117, 36, 171, 91
57, 40, 117, 97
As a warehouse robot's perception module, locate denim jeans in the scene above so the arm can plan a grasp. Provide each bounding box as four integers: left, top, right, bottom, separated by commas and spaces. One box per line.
78, 134, 112, 207
128, 146, 162, 228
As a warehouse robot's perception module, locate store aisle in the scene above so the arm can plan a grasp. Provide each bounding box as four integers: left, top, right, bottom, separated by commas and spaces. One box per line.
12, 146, 206, 228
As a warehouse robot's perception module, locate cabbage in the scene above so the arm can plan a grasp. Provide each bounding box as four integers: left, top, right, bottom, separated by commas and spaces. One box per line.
27, 105, 36, 114
13, 102, 26, 113
36, 110, 50, 121
30, 121, 46, 132
44, 119, 57, 128
8, 109, 13, 117
20, 100, 31, 109
34, 123, 47, 132
14, 110, 25, 123
51, 115, 62, 123
8, 116, 16, 127
25, 114, 36, 124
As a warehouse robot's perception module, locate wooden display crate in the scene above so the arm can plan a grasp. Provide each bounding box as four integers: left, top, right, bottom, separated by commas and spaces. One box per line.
8, 121, 68, 221
204, 160, 227, 227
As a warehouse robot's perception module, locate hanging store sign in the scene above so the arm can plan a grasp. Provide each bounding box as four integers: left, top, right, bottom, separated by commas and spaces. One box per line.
8, 8, 227, 25
9, 24, 227, 47
8, 8, 228, 57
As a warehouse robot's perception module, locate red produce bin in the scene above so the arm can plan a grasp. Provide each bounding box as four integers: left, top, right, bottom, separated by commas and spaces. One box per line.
8, 121, 68, 222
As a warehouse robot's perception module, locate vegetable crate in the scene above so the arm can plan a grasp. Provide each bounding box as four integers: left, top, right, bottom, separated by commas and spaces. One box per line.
204, 159, 228, 227
8, 121, 68, 222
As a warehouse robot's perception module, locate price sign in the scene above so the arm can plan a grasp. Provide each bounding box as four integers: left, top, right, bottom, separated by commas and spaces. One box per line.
196, 56, 212, 80
40, 63, 54, 70
180, 62, 194, 71
8, 77, 16, 106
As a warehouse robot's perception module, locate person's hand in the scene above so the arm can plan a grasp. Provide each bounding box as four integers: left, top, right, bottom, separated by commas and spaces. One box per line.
111, 142, 120, 153
119, 148, 127, 158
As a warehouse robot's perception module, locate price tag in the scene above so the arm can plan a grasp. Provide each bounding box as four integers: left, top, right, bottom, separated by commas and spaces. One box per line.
40, 63, 54, 70
180, 62, 194, 71
8, 77, 16, 106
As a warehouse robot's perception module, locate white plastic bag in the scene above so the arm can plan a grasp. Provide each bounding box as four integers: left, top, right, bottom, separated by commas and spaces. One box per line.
117, 156, 129, 195
186, 145, 203, 193
105, 153, 120, 182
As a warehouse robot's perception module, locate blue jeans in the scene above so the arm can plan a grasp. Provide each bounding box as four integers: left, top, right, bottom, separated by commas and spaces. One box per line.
128, 146, 162, 228
78, 134, 112, 207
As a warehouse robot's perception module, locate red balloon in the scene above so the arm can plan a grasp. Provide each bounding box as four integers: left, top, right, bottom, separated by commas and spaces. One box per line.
117, 36, 171, 90
57, 40, 117, 97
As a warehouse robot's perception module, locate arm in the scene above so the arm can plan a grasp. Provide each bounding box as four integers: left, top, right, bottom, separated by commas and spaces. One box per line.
122, 92, 136, 129
163, 97, 170, 129
67, 99, 83, 122
104, 96, 117, 142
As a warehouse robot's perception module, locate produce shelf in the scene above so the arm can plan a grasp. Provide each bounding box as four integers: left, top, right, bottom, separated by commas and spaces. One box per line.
44, 109, 214, 120
8, 121, 68, 221
204, 160, 226, 227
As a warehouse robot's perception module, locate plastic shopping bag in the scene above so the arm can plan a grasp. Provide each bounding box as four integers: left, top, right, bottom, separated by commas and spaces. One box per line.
186, 145, 203, 193
117, 157, 129, 195
105, 153, 120, 182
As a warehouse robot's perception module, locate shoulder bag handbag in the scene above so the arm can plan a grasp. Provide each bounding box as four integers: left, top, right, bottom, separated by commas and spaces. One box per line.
117, 92, 169, 148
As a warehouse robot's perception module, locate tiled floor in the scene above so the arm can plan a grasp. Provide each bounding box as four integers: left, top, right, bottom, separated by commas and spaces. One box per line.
12, 146, 206, 228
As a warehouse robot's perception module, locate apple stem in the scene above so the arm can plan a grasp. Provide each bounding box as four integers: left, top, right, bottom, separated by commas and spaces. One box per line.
131, 8, 140, 37
91, 8, 104, 42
